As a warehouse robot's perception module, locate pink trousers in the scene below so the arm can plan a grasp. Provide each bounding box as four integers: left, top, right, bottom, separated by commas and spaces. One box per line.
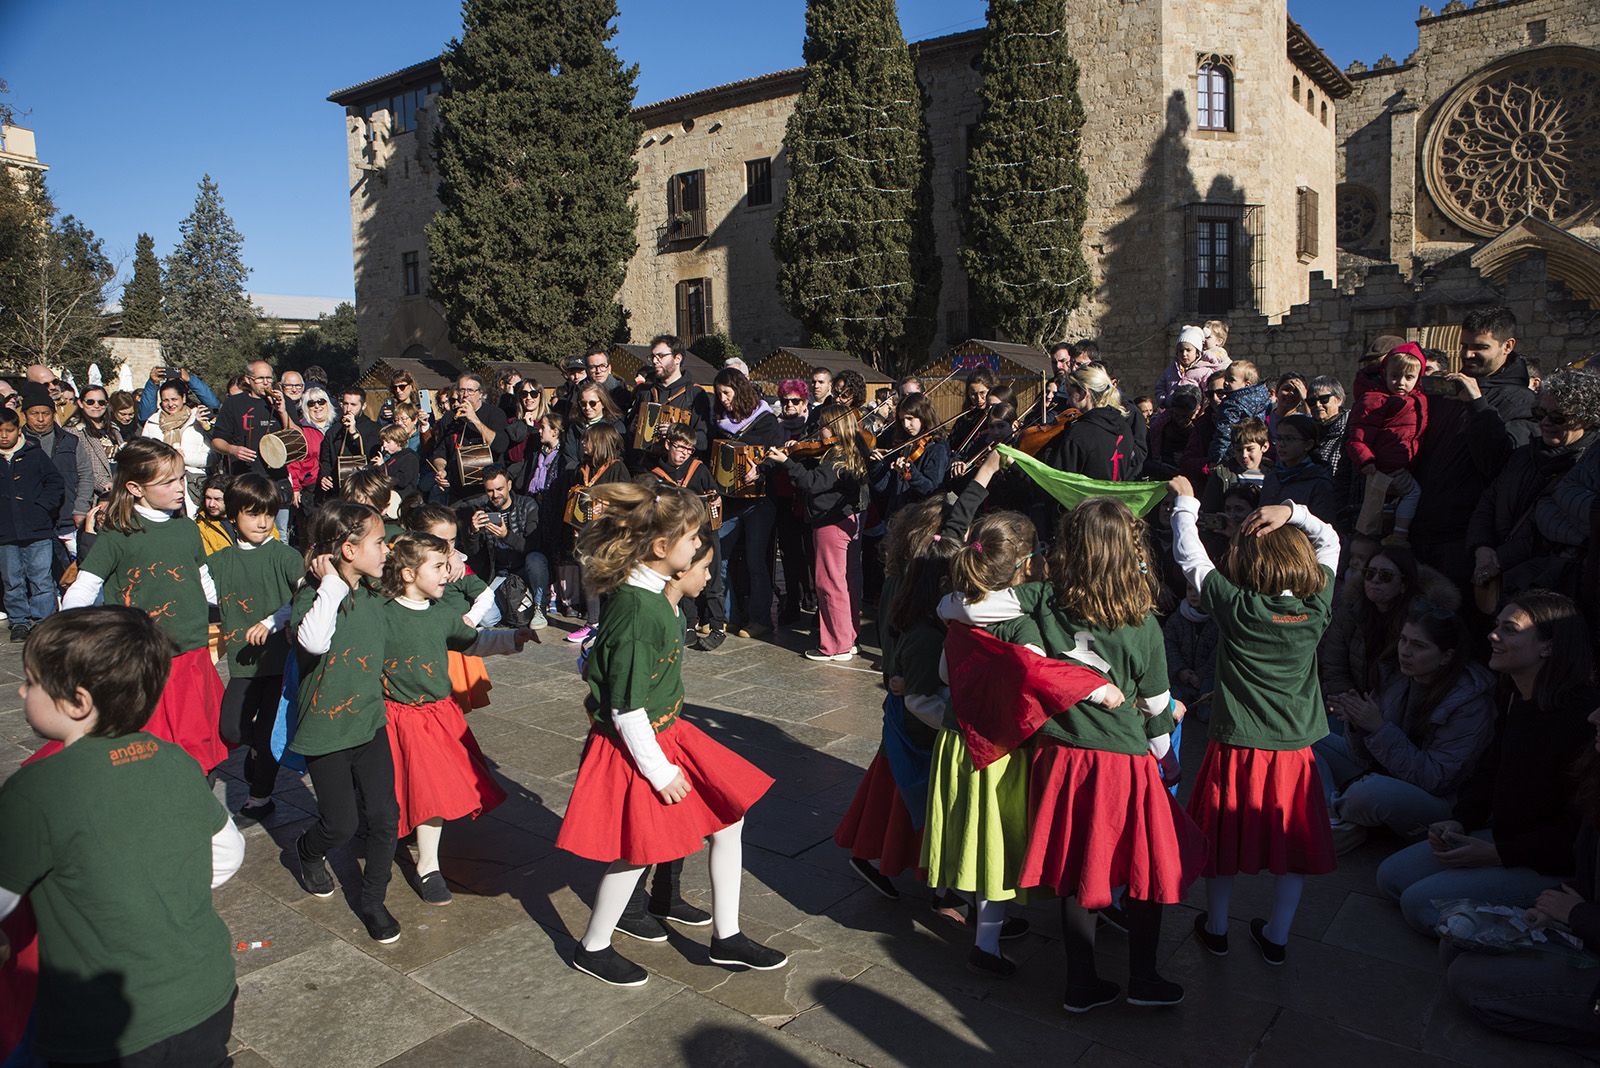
812, 515, 861, 655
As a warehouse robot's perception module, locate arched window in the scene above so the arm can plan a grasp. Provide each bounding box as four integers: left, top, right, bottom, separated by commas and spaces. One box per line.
1306, 89, 1316, 115
1292, 75, 1301, 101
1321, 101, 1329, 126
1197, 57, 1233, 132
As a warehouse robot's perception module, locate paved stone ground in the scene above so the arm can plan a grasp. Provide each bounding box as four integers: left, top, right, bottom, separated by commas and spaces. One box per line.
0, 613, 1586, 1067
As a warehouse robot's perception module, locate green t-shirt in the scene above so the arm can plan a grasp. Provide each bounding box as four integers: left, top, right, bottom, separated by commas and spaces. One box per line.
80, 517, 210, 653
290, 581, 387, 756
207, 540, 303, 677
0, 734, 234, 1061
382, 597, 478, 705
1020, 584, 1174, 755
1201, 565, 1336, 750
584, 583, 684, 734
438, 572, 488, 618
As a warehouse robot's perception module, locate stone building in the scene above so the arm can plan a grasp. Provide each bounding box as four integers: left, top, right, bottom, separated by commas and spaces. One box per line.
330, 1, 1350, 389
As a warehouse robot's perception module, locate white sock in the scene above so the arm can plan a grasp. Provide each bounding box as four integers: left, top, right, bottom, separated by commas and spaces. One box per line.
1205, 876, 1233, 936
1264, 874, 1304, 944
580, 863, 645, 951
414, 819, 443, 877
708, 818, 745, 940
974, 898, 1006, 956
247, 794, 271, 806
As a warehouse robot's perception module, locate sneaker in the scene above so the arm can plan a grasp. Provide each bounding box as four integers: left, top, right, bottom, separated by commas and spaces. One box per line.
360, 905, 402, 944
1126, 976, 1185, 1007
695, 628, 726, 652
573, 944, 648, 987
9, 623, 29, 643
734, 622, 771, 639
1097, 904, 1130, 934
800, 594, 818, 615
967, 946, 1017, 978
848, 856, 900, 900
1192, 912, 1229, 957
236, 799, 276, 824
708, 932, 789, 971
529, 611, 548, 629
416, 871, 452, 906
1330, 820, 1369, 855
1062, 978, 1121, 1014
1249, 918, 1287, 966
566, 625, 594, 644
804, 646, 857, 662
294, 834, 336, 898
648, 898, 712, 927
614, 909, 669, 943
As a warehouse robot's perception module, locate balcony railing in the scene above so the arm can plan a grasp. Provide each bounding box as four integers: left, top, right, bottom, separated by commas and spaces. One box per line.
656, 208, 708, 249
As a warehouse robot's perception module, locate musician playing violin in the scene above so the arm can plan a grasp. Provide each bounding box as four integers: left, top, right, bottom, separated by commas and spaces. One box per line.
1042, 364, 1140, 482
868, 393, 949, 517
946, 369, 996, 468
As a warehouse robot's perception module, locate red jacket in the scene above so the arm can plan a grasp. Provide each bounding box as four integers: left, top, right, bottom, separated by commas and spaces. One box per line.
1347, 385, 1428, 472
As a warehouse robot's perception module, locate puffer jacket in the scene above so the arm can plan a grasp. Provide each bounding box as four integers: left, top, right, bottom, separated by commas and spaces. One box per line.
1470, 435, 1591, 554
1153, 348, 1231, 407
1347, 387, 1428, 472
1261, 458, 1336, 522
1207, 382, 1272, 466
1537, 433, 1600, 547
1345, 662, 1497, 799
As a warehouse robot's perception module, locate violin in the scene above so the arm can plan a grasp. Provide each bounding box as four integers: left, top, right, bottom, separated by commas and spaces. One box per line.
900, 435, 930, 481
1014, 408, 1083, 457
784, 438, 836, 460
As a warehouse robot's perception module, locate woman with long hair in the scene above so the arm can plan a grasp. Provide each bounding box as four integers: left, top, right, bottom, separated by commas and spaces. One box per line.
66, 384, 121, 496
1377, 590, 1600, 934
1318, 544, 1449, 702
868, 393, 949, 518
711, 367, 784, 641
1044, 365, 1137, 481
559, 382, 624, 475
140, 381, 213, 517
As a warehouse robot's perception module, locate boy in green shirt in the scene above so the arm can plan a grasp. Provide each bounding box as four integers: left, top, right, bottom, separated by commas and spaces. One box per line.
0, 607, 243, 1065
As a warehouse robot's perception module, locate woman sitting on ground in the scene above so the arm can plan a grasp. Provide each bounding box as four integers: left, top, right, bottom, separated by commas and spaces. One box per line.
1318, 545, 1447, 705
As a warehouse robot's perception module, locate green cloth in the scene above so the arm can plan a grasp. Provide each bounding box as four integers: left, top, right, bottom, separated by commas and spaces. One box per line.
0, 734, 234, 1061
997, 445, 1168, 516
584, 583, 684, 734
438, 572, 488, 617
207, 540, 303, 677
1017, 583, 1174, 754
80, 517, 210, 652
382, 598, 479, 705
920, 729, 1030, 900
289, 582, 387, 756
1201, 565, 1336, 750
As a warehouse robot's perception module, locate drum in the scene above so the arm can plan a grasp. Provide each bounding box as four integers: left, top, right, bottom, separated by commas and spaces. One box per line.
258, 425, 308, 469
712, 441, 769, 498
456, 442, 494, 487
336, 453, 367, 486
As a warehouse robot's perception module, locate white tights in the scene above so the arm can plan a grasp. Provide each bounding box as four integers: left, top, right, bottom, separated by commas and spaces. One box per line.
580, 819, 746, 951
414, 818, 443, 877
1204, 872, 1306, 944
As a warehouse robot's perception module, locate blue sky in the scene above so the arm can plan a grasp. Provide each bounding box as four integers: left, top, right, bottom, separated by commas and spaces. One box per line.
0, 1, 1418, 304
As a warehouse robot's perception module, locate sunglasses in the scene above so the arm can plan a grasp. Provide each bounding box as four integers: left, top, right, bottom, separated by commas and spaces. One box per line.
1532, 406, 1572, 426
81, 398, 107, 407
781, 397, 806, 405
1206, 389, 1227, 398
1309, 393, 1337, 405
1365, 567, 1399, 583
307, 399, 329, 407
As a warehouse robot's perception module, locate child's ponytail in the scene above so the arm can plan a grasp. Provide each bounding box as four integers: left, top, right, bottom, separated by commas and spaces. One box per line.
576, 478, 707, 596
949, 511, 1036, 599
104, 438, 184, 535
303, 500, 382, 577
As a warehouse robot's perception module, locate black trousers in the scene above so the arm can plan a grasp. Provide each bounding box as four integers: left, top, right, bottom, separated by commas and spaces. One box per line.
219, 675, 281, 799
302, 731, 398, 909
51, 989, 235, 1067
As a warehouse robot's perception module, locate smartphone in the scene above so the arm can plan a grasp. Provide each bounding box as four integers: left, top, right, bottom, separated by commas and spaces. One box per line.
1418, 376, 1458, 398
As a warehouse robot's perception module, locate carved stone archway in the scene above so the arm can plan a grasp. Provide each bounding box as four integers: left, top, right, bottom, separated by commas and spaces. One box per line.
1423, 46, 1600, 237
1470, 216, 1600, 308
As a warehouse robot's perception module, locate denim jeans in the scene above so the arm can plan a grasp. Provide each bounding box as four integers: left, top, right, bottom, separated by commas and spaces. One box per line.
1313, 732, 1454, 836
1446, 946, 1600, 1047
517, 550, 550, 611
0, 539, 56, 625
718, 497, 775, 631
1376, 830, 1566, 935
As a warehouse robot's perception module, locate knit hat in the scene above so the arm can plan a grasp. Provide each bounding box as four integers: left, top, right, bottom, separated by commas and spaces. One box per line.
20, 382, 53, 412
1178, 326, 1206, 351
1364, 334, 1407, 359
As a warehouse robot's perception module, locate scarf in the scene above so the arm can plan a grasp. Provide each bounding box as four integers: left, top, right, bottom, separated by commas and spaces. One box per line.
158, 407, 191, 445
527, 446, 559, 495
717, 399, 772, 438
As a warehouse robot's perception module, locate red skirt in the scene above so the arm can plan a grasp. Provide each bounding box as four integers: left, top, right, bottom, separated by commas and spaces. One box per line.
0, 746, 53, 1061
1186, 741, 1336, 877
557, 718, 773, 865
149, 647, 227, 774
386, 697, 507, 838
834, 751, 925, 879
448, 650, 492, 714
1019, 743, 1205, 908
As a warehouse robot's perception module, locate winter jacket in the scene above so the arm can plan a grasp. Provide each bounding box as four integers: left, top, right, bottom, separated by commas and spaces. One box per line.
1153, 348, 1231, 407
780, 453, 866, 527
1410, 354, 1539, 543
137, 373, 219, 423
1537, 434, 1600, 548
1044, 406, 1136, 481
29, 426, 93, 531
1162, 603, 1218, 697
629, 369, 712, 457
458, 488, 541, 573
1146, 409, 1200, 481
1206, 382, 1272, 467
1179, 409, 1218, 484
1469, 436, 1591, 556
559, 417, 626, 477
0, 441, 66, 544
1347, 387, 1428, 472
870, 436, 949, 516
1261, 458, 1336, 522
289, 423, 326, 500
1345, 662, 1497, 799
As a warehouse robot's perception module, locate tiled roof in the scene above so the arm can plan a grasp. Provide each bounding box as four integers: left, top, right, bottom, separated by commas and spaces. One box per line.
328, 58, 443, 106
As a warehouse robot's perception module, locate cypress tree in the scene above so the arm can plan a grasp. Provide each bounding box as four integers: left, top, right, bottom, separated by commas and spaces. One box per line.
429, 0, 641, 365
163, 174, 254, 382
774, 0, 939, 373
120, 231, 164, 338
961, 0, 1090, 348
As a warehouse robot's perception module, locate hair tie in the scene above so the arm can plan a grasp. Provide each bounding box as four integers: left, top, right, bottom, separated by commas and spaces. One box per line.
971, 541, 984, 554
932, 534, 941, 543
1139, 561, 1149, 574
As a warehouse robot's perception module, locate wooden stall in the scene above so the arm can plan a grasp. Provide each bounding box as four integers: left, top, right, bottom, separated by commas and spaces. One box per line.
356, 355, 463, 422
913, 339, 1053, 426
609, 343, 719, 392
748, 347, 892, 402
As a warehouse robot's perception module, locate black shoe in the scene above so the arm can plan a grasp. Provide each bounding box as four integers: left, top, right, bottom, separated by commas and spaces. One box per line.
360, 905, 401, 944
695, 628, 726, 652
416, 871, 452, 906
966, 946, 1017, 978
998, 916, 1030, 941
800, 594, 818, 615
708, 932, 789, 970
1192, 912, 1229, 957
615, 909, 669, 942
1097, 904, 1130, 934
1062, 978, 1121, 1014
1126, 976, 1185, 1007
573, 944, 649, 986
1249, 918, 1287, 966
778, 604, 802, 624
849, 856, 900, 900
648, 898, 711, 927
294, 834, 335, 898
8, 624, 28, 643
236, 799, 275, 825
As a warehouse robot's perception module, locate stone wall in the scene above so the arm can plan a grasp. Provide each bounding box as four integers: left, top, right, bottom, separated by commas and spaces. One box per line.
99, 336, 163, 392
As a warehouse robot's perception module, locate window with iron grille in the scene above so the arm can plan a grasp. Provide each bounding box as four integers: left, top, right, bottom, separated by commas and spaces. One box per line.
1297, 187, 1320, 261
1197, 58, 1233, 132
745, 158, 772, 207
402, 251, 420, 296
676, 278, 713, 339
1184, 203, 1263, 316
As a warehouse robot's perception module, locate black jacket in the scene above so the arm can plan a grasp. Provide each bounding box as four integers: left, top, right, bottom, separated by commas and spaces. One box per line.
432, 402, 511, 500
0, 442, 65, 543
782, 453, 866, 527
457, 489, 541, 573
318, 415, 382, 490
629, 370, 712, 457
1044, 406, 1136, 482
